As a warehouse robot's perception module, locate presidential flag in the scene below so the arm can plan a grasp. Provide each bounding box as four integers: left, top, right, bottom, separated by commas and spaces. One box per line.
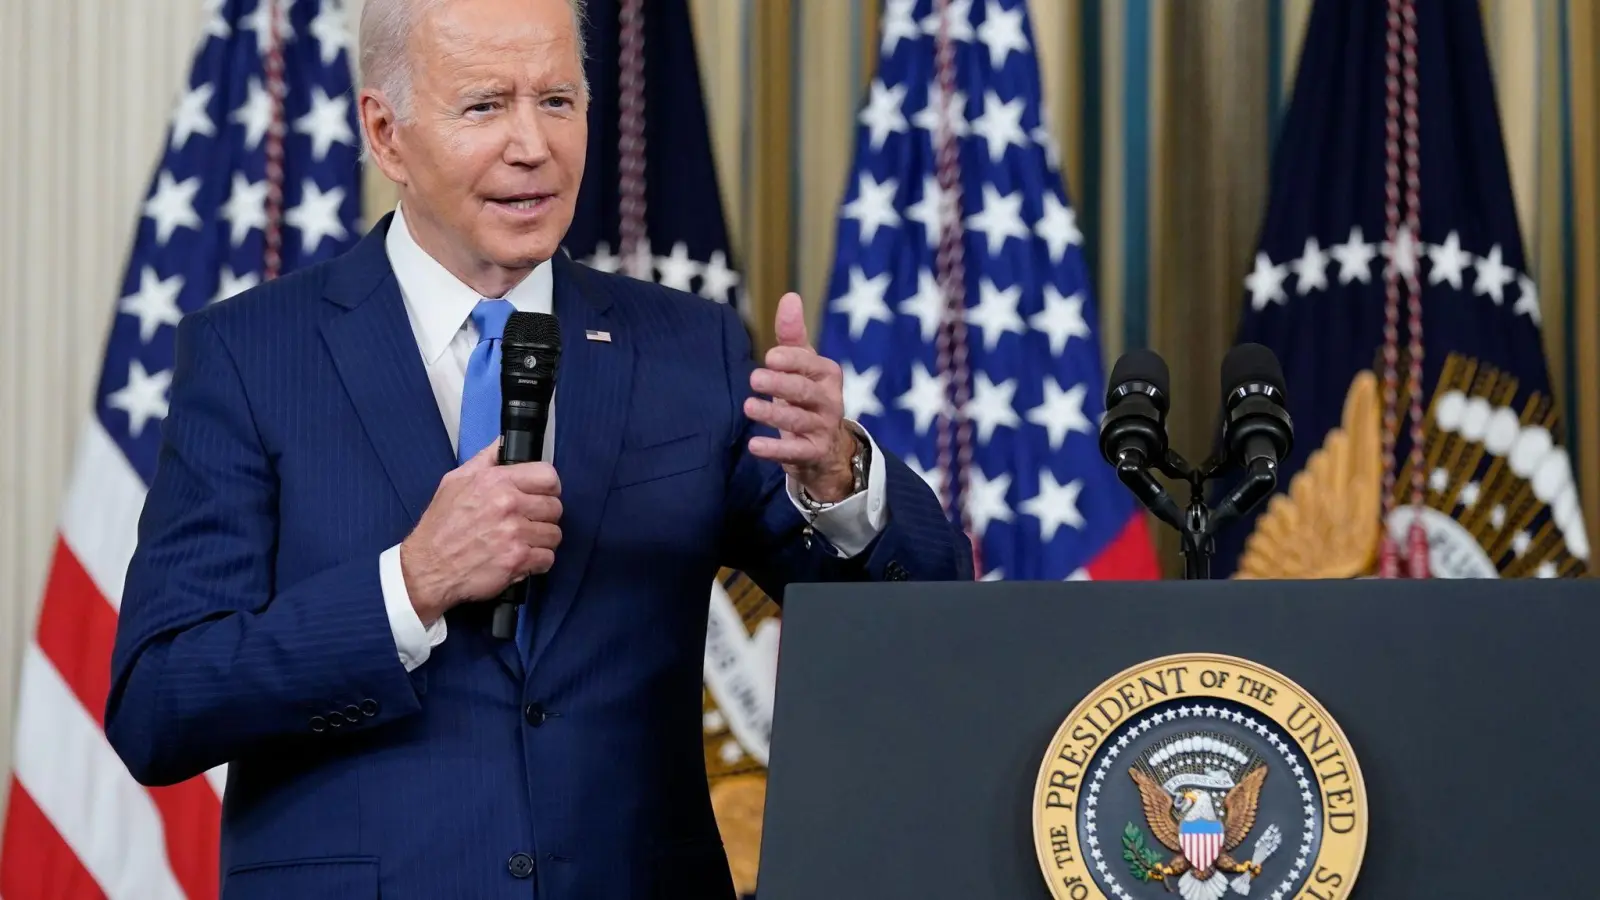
555, 1, 765, 893
0, 1, 362, 897
1219, 0, 1589, 580
815, 0, 1160, 582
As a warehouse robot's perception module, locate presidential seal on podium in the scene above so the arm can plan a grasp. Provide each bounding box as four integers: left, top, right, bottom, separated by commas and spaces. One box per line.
1033, 654, 1367, 900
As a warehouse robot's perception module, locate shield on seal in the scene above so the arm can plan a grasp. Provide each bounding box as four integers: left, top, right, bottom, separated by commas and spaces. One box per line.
1179, 818, 1224, 873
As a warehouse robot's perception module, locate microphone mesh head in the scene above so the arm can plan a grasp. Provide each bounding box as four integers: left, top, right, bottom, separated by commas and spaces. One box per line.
1220, 342, 1285, 396
504, 311, 561, 350
1108, 348, 1170, 397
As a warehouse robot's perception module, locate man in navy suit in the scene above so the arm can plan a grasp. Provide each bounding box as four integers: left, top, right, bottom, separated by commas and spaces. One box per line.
104, 0, 971, 896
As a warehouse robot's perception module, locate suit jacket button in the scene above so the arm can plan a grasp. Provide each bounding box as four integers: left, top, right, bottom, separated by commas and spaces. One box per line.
507, 852, 535, 878
343, 705, 362, 722
886, 561, 909, 581
524, 703, 546, 726
309, 715, 327, 732
359, 699, 379, 717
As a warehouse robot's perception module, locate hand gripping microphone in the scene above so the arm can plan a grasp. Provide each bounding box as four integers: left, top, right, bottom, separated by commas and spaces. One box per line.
490, 311, 561, 640
1207, 342, 1293, 534
1099, 349, 1183, 532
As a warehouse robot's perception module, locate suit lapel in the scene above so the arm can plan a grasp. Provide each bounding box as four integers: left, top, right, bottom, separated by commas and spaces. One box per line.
526, 253, 631, 674
319, 215, 457, 525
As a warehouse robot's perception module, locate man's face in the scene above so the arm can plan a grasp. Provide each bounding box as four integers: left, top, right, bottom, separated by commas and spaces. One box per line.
366, 0, 588, 291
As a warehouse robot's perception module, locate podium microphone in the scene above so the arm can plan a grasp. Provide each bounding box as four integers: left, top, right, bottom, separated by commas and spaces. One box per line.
490, 311, 561, 640
1099, 349, 1183, 532
1207, 342, 1293, 533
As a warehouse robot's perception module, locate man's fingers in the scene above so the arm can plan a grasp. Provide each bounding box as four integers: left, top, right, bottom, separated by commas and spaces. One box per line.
750, 368, 827, 409
461, 437, 502, 470
773, 292, 809, 348
744, 397, 827, 435
514, 492, 563, 524
762, 345, 836, 380
747, 435, 827, 465
500, 461, 561, 496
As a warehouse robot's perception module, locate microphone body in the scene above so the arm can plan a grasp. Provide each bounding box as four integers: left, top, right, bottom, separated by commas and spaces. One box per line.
491, 312, 562, 640
1206, 343, 1293, 537
1099, 349, 1184, 532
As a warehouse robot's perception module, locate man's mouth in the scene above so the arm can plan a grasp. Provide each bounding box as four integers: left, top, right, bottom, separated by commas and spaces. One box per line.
491, 194, 552, 212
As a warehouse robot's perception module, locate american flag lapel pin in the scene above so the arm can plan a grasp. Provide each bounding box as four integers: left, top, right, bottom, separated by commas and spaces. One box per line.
585, 329, 612, 342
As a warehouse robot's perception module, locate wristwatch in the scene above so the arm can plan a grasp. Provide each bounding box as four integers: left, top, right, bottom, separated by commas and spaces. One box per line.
797, 429, 871, 512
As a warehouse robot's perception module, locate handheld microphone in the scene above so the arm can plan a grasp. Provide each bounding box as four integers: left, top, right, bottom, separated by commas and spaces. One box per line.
1099, 349, 1183, 531
490, 311, 561, 640
1206, 343, 1293, 535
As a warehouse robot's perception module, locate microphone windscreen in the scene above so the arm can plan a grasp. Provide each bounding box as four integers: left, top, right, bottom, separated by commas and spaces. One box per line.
1108, 348, 1171, 398
1219, 342, 1285, 396
504, 311, 562, 350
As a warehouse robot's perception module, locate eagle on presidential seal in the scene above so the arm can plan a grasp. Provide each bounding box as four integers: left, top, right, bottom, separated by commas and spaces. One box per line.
1122, 734, 1283, 900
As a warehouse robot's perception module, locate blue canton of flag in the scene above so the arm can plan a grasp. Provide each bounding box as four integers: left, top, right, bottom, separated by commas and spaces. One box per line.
101, 0, 363, 484
816, 0, 1159, 582
1218, 0, 1589, 579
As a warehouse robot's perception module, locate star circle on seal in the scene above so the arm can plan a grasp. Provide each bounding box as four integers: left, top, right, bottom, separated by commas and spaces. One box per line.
1033, 654, 1367, 900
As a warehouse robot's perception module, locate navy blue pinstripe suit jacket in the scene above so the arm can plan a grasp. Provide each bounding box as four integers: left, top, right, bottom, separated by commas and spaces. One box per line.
105, 214, 973, 900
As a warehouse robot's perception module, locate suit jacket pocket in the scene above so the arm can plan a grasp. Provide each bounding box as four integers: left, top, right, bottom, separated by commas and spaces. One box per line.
612, 432, 709, 489
223, 856, 379, 900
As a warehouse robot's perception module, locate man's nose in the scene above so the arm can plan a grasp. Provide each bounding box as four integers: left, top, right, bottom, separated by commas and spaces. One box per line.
505, 103, 553, 165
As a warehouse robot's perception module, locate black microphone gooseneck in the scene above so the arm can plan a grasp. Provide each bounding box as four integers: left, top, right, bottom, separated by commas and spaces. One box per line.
491, 311, 561, 640
1099, 342, 1292, 580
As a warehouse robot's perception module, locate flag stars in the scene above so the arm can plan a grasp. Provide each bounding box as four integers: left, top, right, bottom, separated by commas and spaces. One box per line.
213, 267, 259, 305
169, 82, 217, 149
968, 371, 1021, 443
1035, 193, 1082, 264
897, 362, 948, 435
1245, 252, 1289, 311
911, 82, 969, 138
242, 0, 295, 47
1427, 230, 1472, 290
107, 360, 172, 438
1031, 285, 1090, 355
1514, 274, 1541, 326
971, 90, 1028, 163
859, 79, 909, 150
1290, 237, 1329, 294
898, 268, 946, 342
654, 241, 701, 292
699, 249, 740, 304
906, 177, 949, 248
1380, 225, 1420, 281
286, 180, 349, 254
1330, 226, 1376, 284
295, 87, 356, 161
842, 172, 902, 244
968, 277, 1025, 350
202, 0, 231, 39
976, 0, 1029, 67
119, 267, 185, 343
920, 0, 975, 42
222, 173, 269, 246
832, 265, 895, 339
232, 77, 274, 150
143, 170, 203, 245
841, 362, 885, 420
966, 184, 1028, 256
880, 0, 920, 55
1472, 244, 1515, 304
963, 467, 1013, 537
308, 0, 352, 67
1027, 378, 1092, 449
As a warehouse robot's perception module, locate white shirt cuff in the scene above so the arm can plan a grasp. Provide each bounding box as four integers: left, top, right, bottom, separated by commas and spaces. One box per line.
379, 543, 447, 671
785, 419, 888, 558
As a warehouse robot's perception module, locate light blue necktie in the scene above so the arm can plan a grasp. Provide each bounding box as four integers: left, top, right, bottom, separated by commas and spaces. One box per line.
456, 299, 535, 661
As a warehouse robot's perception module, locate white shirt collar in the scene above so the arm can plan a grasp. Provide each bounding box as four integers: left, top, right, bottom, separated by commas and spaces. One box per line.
385, 203, 553, 366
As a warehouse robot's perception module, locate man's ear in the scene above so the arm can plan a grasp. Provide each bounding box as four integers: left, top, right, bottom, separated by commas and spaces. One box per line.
359, 89, 408, 187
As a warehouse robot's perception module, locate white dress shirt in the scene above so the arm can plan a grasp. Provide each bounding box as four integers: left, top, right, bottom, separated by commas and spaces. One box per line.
376, 205, 888, 671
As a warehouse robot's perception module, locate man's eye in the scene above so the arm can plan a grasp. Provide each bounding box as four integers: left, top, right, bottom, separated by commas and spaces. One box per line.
468, 102, 496, 114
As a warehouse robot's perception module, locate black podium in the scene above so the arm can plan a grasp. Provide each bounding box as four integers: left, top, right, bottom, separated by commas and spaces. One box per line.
755, 578, 1599, 899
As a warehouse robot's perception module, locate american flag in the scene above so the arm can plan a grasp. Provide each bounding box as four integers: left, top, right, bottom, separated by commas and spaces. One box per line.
815, 0, 1159, 582
0, 1, 362, 897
